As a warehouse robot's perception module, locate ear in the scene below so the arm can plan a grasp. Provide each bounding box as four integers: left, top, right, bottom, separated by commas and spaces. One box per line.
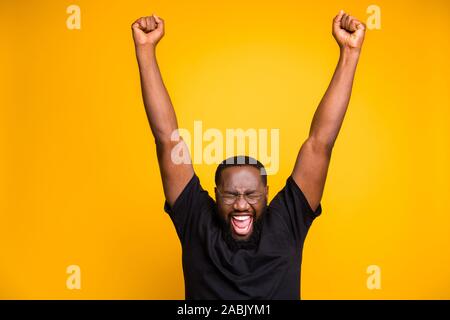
265, 185, 269, 200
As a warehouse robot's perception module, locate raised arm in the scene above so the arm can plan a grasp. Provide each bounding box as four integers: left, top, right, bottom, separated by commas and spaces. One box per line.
132, 14, 194, 206
292, 10, 366, 211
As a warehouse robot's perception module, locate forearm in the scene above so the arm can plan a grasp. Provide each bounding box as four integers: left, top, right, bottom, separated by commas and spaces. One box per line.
308, 48, 361, 149
135, 44, 178, 143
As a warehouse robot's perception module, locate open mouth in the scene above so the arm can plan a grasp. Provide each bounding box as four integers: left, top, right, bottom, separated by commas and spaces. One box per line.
230, 214, 253, 237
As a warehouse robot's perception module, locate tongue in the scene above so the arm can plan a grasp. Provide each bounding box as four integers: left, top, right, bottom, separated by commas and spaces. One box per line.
231, 216, 253, 236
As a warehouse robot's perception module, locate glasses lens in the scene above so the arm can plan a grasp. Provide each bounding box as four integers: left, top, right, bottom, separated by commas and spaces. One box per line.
223, 195, 236, 204
220, 192, 264, 204
245, 194, 261, 204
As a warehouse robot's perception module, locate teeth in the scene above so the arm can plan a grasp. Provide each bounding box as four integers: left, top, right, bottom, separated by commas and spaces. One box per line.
233, 215, 251, 221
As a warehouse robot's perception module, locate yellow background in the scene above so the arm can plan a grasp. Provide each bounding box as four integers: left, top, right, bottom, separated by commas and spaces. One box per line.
1, 0, 449, 299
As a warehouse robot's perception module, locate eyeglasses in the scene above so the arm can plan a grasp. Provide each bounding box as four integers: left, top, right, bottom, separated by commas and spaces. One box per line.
216, 189, 265, 205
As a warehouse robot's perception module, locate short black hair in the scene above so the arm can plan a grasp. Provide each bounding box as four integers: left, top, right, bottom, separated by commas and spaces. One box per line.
215, 155, 267, 186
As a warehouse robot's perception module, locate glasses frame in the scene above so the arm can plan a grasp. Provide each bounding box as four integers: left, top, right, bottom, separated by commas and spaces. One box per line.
216, 189, 266, 205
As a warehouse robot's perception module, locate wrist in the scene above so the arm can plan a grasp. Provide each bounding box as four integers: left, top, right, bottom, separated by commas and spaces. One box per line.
339, 46, 361, 66
135, 44, 157, 66
339, 46, 361, 58
135, 43, 157, 56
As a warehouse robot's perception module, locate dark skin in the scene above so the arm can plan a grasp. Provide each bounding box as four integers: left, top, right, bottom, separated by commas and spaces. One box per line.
215, 166, 268, 241
132, 11, 365, 240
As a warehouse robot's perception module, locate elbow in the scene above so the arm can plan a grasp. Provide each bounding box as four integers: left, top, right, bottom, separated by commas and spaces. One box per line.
154, 130, 187, 151
152, 127, 179, 146
306, 136, 334, 155
154, 135, 177, 149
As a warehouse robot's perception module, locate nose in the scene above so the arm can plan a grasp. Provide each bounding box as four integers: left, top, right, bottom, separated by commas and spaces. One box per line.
233, 195, 250, 211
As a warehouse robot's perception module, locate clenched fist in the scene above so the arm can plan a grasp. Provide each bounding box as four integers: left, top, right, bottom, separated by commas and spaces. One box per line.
332, 10, 365, 50
131, 14, 165, 47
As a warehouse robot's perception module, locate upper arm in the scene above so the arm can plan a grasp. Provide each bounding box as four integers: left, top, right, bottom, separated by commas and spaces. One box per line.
291, 138, 332, 212
156, 137, 194, 207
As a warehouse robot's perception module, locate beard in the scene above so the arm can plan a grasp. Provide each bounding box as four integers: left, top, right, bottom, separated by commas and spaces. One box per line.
216, 205, 267, 252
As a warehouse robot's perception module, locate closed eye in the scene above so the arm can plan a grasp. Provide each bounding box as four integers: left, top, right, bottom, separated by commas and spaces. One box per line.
223, 191, 257, 196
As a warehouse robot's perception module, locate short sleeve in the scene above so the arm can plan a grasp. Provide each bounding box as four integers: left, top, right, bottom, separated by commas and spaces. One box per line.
268, 175, 322, 244
163, 174, 212, 244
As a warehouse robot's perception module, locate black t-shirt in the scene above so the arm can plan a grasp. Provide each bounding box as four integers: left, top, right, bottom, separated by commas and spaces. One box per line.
164, 174, 322, 300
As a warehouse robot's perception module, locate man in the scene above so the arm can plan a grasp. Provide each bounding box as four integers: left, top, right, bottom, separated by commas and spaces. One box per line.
131, 10, 365, 299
